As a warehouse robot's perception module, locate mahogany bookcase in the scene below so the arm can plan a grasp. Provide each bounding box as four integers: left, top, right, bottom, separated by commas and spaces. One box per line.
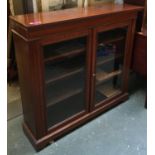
10, 3, 143, 150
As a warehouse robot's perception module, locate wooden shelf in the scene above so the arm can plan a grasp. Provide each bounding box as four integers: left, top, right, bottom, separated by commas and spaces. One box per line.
98, 29, 125, 45
96, 69, 122, 84
44, 41, 85, 63
97, 82, 121, 98
46, 73, 84, 107
45, 53, 122, 85
45, 68, 83, 85
47, 92, 85, 128
44, 30, 124, 84
45, 55, 85, 84
47, 88, 82, 107
97, 53, 122, 67
44, 30, 124, 64
46, 68, 122, 107
95, 77, 122, 106
96, 70, 122, 82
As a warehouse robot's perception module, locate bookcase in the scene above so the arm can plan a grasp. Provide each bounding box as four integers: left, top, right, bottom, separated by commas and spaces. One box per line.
10, 3, 143, 150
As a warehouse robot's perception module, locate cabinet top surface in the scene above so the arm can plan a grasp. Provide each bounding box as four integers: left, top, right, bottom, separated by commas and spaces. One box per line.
10, 4, 143, 28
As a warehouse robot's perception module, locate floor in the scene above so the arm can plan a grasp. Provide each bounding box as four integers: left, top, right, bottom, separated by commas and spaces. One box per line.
7, 74, 147, 155
7, 81, 22, 121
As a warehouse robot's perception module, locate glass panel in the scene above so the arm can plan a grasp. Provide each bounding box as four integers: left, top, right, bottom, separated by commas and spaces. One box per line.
95, 27, 127, 106
43, 37, 87, 128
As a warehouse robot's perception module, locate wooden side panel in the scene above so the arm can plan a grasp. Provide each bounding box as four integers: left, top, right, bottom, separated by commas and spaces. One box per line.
13, 33, 47, 139
13, 34, 36, 135
133, 33, 147, 75
124, 0, 146, 31
29, 40, 47, 138
122, 19, 136, 92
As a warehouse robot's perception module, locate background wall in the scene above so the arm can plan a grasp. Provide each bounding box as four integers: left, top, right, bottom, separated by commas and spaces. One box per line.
9, 0, 35, 15
9, 0, 115, 15
89, 0, 114, 6
41, 0, 114, 11
9, 0, 24, 15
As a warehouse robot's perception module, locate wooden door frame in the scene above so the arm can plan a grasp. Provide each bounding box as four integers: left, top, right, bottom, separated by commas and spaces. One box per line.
37, 29, 91, 133
90, 20, 135, 111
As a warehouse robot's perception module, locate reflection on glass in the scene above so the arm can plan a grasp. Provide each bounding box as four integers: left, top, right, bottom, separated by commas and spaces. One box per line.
95, 28, 127, 105
43, 37, 87, 128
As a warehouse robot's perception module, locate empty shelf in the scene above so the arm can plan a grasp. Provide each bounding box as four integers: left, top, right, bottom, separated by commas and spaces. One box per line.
45, 55, 85, 84
97, 82, 121, 98
47, 92, 85, 128
96, 70, 122, 83
44, 41, 86, 63
46, 73, 85, 107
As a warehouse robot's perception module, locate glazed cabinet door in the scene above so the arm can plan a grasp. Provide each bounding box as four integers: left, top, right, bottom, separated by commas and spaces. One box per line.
41, 31, 91, 130
91, 26, 129, 108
